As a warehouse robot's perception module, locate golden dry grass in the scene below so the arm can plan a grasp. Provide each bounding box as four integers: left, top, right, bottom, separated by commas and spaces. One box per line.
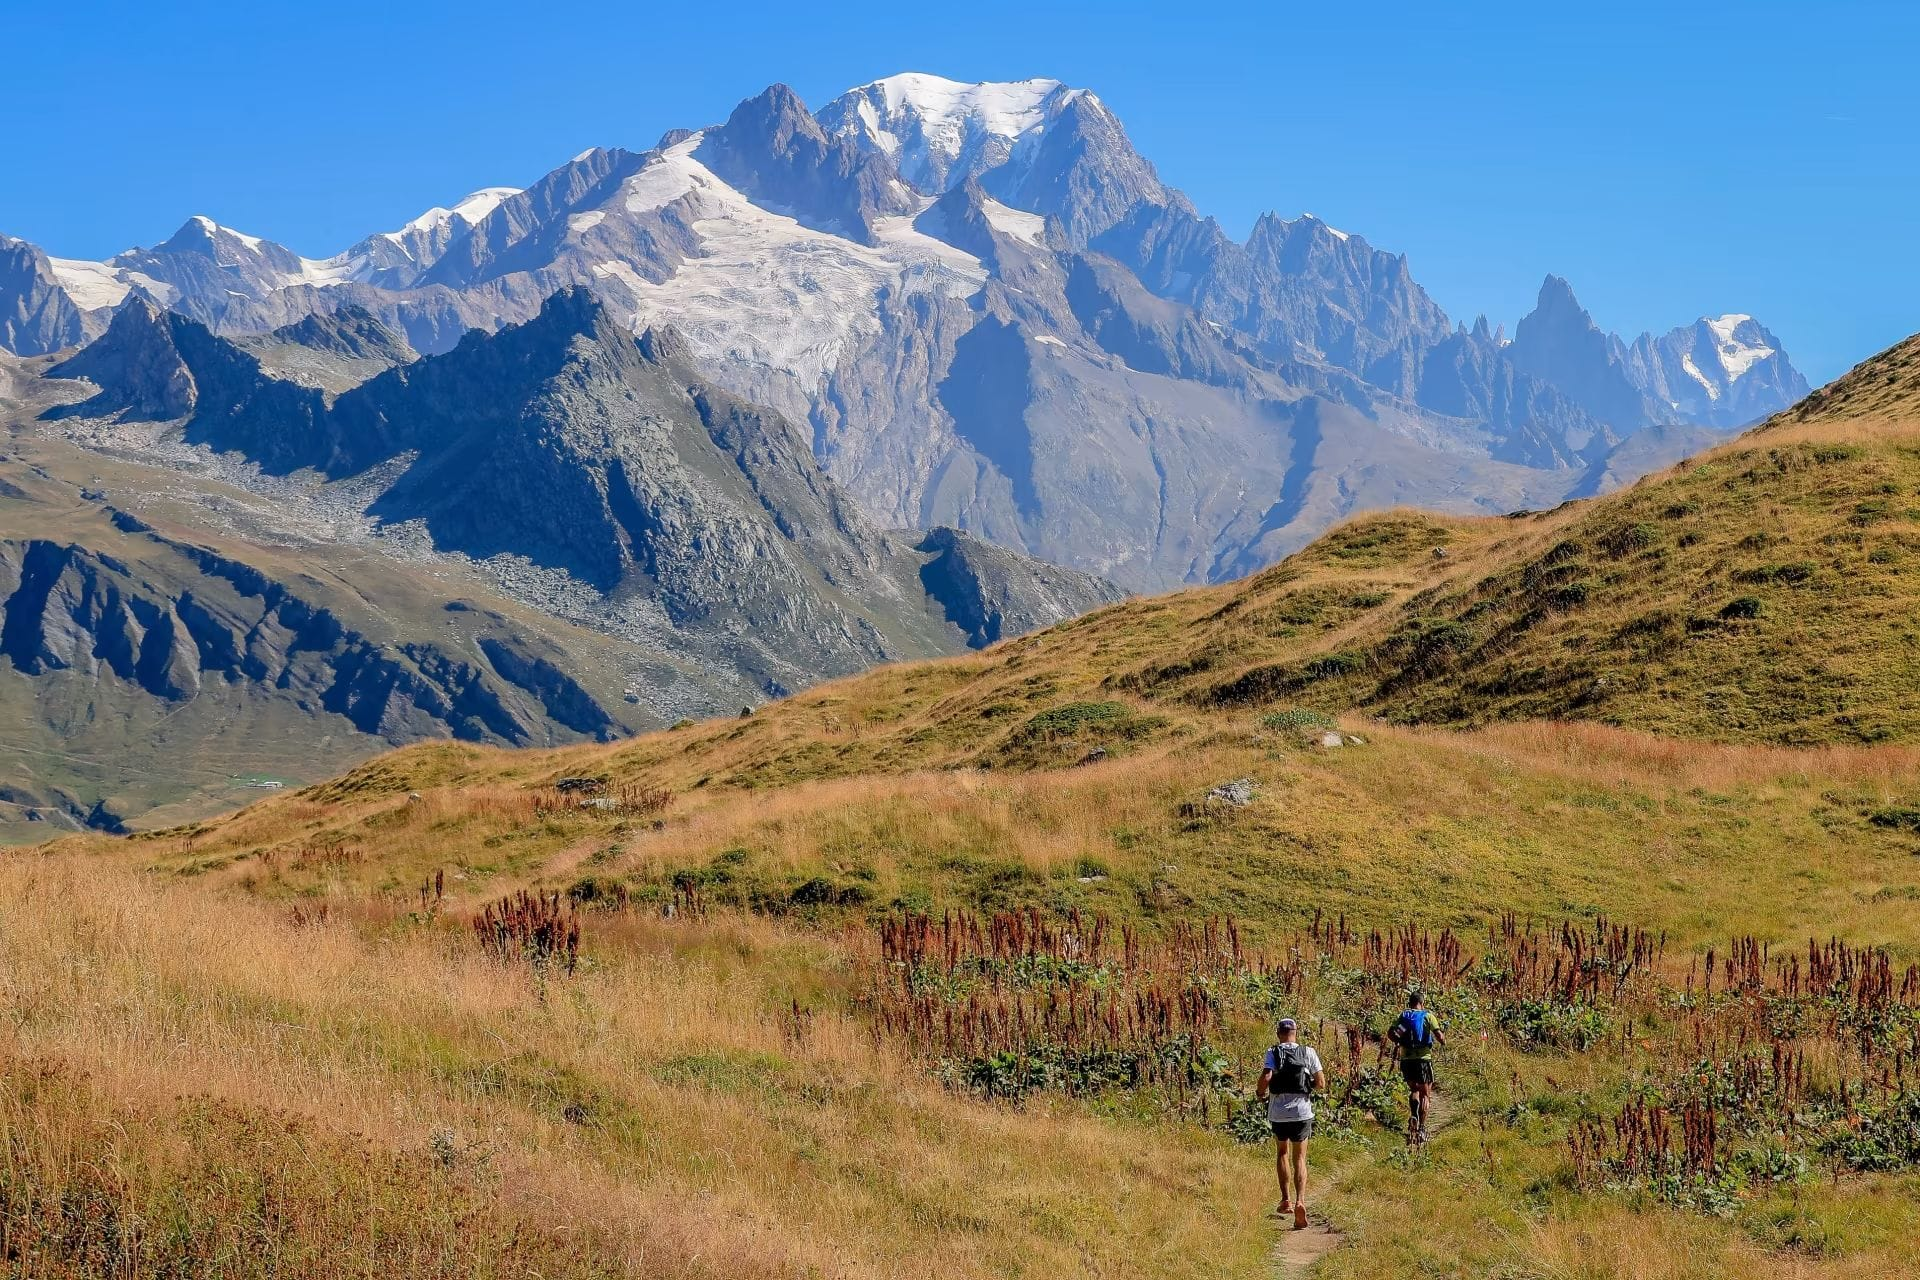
0, 855, 1268, 1279
19, 708, 1920, 1275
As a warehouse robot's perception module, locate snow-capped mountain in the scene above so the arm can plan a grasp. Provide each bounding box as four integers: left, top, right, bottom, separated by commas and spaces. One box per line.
817, 73, 1084, 195
31, 188, 524, 328
1628, 313, 1810, 428
1, 74, 1814, 588
322, 186, 524, 289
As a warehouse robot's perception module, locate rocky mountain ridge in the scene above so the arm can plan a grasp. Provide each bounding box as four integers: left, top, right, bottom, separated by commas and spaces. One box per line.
1, 290, 1120, 836
2, 74, 1813, 589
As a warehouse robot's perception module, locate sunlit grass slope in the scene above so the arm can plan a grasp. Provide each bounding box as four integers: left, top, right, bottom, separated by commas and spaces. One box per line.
12, 335, 1920, 1277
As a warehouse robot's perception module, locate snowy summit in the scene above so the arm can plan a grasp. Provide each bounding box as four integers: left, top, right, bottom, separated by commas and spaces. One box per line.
819, 73, 1087, 194
1703, 313, 1776, 382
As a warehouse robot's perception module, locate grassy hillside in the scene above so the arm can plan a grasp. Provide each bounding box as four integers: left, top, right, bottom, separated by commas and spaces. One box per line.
12, 337, 1920, 1277
17, 718, 1920, 1278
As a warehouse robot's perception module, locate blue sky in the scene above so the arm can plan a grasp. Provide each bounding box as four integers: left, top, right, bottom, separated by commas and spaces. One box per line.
3, 0, 1912, 381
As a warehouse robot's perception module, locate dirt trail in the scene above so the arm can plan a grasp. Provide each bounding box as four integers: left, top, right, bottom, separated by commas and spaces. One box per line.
1271, 1086, 1459, 1275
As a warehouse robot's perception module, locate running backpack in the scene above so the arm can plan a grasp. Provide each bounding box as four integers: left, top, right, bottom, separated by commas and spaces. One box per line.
1392, 1010, 1434, 1049
1271, 1043, 1313, 1094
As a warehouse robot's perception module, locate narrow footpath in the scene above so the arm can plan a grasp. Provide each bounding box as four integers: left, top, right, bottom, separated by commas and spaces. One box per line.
1271, 1089, 1455, 1275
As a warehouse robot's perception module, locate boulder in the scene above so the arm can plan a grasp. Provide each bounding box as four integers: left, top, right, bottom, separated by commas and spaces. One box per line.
1207, 778, 1256, 807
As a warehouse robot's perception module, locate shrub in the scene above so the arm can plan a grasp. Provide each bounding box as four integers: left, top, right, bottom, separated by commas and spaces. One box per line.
1853, 500, 1894, 527
1415, 621, 1475, 654
1736, 562, 1815, 586
1547, 581, 1592, 610
1496, 997, 1610, 1050
787, 877, 873, 908
1262, 707, 1338, 733
1719, 596, 1765, 621
1303, 652, 1366, 680
1541, 539, 1584, 567
1016, 701, 1129, 741
1603, 523, 1663, 555
1822, 1093, 1920, 1171
1868, 807, 1920, 834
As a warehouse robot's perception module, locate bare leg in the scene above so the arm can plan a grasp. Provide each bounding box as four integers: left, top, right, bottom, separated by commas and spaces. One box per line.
1274, 1137, 1291, 1209
1288, 1141, 1309, 1227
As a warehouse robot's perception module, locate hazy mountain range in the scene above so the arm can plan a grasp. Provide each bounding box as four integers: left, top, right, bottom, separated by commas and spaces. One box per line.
3, 74, 1807, 591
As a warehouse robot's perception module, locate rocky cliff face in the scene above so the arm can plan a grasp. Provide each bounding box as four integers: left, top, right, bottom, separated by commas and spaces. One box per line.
1412, 317, 1612, 467
0, 236, 90, 356
47, 298, 200, 419
37, 289, 1120, 692
1507, 276, 1668, 430
695, 84, 917, 244
913, 527, 1124, 647
6, 309, 1119, 837
0, 447, 675, 839
0, 533, 615, 745
234, 306, 419, 394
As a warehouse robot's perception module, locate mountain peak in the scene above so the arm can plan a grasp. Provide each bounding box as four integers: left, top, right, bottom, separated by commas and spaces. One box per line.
723, 82, 829, 146
1510, 274, 1667, 428
696, 83, 914, 242
510, 285, 624, 350
392, 187, 521, 239
1534, 274, 1586, 315
818, 73, 1084, 194
1622, 310, 1807, 425
155, 215, 221, 255
266, 306, 416, 366
47, 293, 197, 419
1296, 213, 1352, 242
1248, 212, 1365, 259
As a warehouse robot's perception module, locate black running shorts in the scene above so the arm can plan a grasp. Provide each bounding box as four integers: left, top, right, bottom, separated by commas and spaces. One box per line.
1270, 1118, 1313, 1141
1399, 1058, 1435, 1086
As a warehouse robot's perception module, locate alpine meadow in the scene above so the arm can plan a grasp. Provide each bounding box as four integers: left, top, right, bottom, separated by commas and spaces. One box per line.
4, 11, 1920, 1280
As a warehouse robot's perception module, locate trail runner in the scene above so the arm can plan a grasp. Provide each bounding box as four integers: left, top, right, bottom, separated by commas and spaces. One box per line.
1388, 991, 1445, 1144
1256, 1016, 1327, 1229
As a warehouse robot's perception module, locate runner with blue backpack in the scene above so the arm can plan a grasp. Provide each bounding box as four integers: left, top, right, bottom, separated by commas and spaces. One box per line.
1387, 991, 1446, 1144
1255, 1017, 1326, 1229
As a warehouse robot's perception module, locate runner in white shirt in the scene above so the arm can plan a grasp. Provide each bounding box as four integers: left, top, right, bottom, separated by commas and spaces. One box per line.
1255, 1017, 1327, 1230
